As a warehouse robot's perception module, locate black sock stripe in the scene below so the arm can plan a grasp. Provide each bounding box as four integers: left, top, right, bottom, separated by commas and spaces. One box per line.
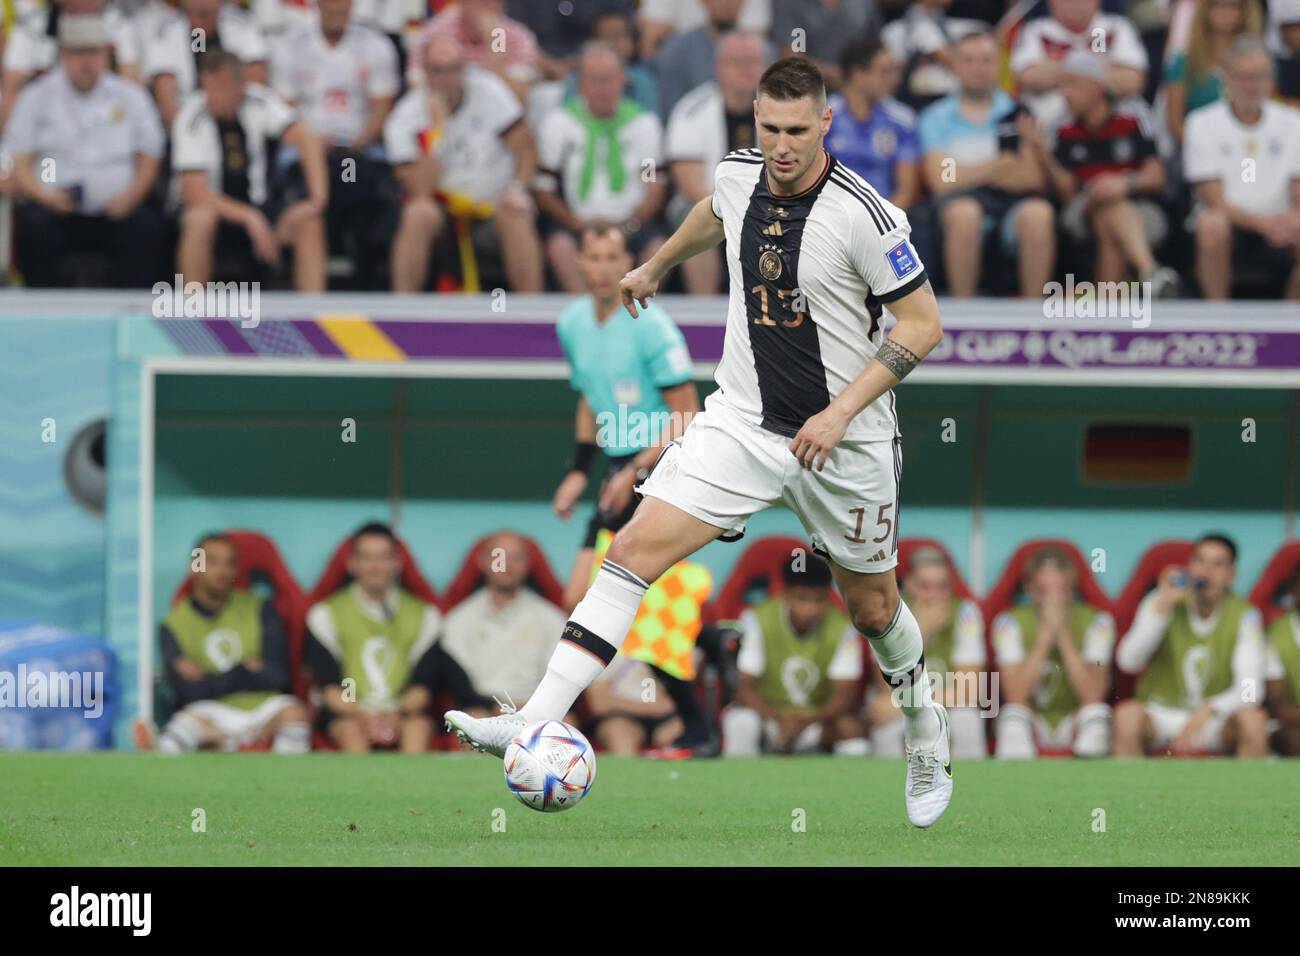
881, 651, 927, 690
601, 559, 649, 590
560, 620, 617, 666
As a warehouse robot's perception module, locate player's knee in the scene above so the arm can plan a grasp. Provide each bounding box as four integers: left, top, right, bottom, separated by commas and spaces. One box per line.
849, 591, 898, 638
280, 700, 309, 725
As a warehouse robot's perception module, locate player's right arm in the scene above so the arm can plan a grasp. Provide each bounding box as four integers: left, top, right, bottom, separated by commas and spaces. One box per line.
620, 195, 724, 316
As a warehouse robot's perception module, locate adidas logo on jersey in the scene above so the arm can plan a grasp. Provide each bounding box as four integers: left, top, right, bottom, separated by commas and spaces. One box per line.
761, 222, 783, 237
869, 549, 888, 562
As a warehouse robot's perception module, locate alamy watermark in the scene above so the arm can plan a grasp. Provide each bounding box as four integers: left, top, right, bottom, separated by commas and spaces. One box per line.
152, 274, 261, 328
1042, 275, 1152, 329
0, 665, 104, 718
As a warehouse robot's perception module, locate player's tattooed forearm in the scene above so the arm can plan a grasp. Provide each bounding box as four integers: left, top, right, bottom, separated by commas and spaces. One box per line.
874, 339, 922, 380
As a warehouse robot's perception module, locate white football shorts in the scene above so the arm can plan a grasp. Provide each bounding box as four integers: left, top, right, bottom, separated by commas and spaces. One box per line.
183, 694, 301, 750
636, 391, 901, 574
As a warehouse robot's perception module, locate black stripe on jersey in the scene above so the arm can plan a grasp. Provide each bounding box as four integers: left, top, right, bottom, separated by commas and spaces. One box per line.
876, 268, 929, 303
739, 153, 837, 437
830, 167, 895, 230
720, 155, 764, 166
829, 169, 895, 234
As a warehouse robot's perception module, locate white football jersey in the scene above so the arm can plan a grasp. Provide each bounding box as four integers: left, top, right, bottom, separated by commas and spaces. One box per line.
709, 148, 928, 442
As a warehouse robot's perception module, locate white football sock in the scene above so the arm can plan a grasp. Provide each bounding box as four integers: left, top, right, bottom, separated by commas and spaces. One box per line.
520, 560, 648, 722
272, 721, 311, 755
868, 600, 940, 746
158, 711, 203, 754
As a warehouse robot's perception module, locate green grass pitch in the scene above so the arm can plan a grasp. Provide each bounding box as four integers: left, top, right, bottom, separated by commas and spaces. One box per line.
2, 753, 1297, 866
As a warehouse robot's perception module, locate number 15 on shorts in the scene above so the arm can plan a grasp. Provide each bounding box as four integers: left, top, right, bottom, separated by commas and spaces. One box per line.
846, 503, 893, 544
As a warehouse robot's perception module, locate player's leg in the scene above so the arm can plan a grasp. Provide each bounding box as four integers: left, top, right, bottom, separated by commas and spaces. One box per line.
398, 685, 434, 753
252, 696, 312, 755
447, 395, 781, 756
155, 706, 223, 754
994, 702, 1038, 759
176, 203, 220, 286
788, 437, 950, 826
1112, 698, 1156, 756
445, 497, 725, 754
824, 713, 871, 756
591, 715, 647, 756
721, 705, 764, 755
1221, 706, 1269, 757
1071, 702, 1113, 757
328, 713, 372, 753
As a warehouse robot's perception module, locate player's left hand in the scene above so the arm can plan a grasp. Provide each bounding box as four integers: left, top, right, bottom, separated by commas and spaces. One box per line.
789, 407, 850, 471
598, 466, 637, 516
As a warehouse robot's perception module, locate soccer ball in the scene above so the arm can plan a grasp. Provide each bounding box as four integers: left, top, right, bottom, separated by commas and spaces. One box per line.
503, 720, 596, 813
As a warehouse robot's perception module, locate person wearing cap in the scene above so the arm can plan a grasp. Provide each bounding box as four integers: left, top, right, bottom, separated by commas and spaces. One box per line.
1183, 35, 1300, 299
3, 13, 164, 287
1162, 0, 1265, 144
1023, 50, 1179, 298
172, 49, 329, 290
867, 547, 987, 759
0, 0, 141, 133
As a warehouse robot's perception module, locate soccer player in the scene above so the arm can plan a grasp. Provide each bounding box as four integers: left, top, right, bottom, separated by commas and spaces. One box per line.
723, 555, 869, 756
1114, 533, 1269, 757
149, 533, 310, 754
306, 523, 442, 753
991, 546, 1114, 759
448, 57, 952, 827
869, 547, 986, 760
1265, 574, 1300, 755
550, 224, 712, 752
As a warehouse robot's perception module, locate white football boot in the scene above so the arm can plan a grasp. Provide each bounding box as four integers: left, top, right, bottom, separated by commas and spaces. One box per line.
904, 703, 953, 829
444, 698, 528, 758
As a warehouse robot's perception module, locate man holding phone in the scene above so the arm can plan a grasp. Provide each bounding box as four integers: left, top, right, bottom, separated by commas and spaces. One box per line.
5, 14, 164, 287
1114, 533, 1269, 757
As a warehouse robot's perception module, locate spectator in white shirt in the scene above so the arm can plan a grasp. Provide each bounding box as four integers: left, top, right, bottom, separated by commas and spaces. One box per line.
0, 0, 140, 132
4, 13, 163, 287
638, 0, 771, 61
665, 30, 766, 293
144, 0, 270, 128
533, 41, 667, 292
1184, 36, 1300, 299
1010, 0, 1148, 127
173, 50, 328, 290
270, 0, 399, 288
438, 532, 566, 714
384, 33, 542, 293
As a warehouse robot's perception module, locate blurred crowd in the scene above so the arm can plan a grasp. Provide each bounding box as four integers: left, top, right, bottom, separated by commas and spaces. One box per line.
3, 0, 1300, 298
152, 525, 1300, 759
